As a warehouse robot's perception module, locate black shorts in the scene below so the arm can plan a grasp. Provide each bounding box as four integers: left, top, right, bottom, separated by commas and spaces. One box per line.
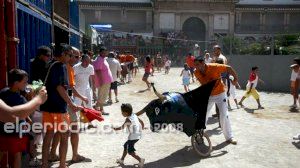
189, 67, 195, 74
110, 81, 118, 90
124, 139, 139, 153
128, 63, 134, 71
143, 72, 150, 79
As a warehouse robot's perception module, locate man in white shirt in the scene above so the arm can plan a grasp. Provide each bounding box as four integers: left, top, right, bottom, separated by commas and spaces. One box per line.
213, 45, 227, 65
73, 55, 95, 108
107, 52, 122, 103
204, 53, 212, 64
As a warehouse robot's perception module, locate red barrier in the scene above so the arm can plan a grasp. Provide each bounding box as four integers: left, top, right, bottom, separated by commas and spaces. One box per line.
5, 0, 17, 70
0, 0, 7, 89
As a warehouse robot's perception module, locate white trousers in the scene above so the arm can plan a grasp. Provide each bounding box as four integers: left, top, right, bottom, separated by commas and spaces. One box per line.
128, 71, 132, 82
206, 92, 233, 140
74, 88, 93, 108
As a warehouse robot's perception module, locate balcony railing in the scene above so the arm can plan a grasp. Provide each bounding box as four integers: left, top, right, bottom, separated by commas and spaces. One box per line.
235, 24, 299, 34
22, 0, 52, 15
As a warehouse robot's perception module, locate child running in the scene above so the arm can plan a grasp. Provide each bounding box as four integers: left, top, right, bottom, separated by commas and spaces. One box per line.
180, 63, 191, 92
142, 56, 152, 90
239, 66, 264, 109
290, 64, 299, 108
164, 57, 171, 74
113, 103, 145, 168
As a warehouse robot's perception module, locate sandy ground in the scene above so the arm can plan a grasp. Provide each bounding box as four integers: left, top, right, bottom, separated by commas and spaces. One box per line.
46, 68, 300, 168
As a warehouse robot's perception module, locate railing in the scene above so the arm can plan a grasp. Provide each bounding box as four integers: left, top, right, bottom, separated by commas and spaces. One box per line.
21, 0, 52, 15
235, 24, 299, 34
235, 24, 261, 33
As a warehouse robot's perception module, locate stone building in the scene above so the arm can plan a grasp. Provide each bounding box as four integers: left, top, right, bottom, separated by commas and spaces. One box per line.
77, 0, 300, 49
153, 0, 237, 43
235, 0, 300, 34
77, 0, 153, 34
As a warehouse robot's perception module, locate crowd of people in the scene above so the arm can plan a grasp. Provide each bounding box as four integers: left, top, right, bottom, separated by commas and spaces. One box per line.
0, 40, 299, 168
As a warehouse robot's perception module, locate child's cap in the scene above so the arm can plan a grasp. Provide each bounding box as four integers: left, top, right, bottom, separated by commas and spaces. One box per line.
251, 66, 258, 71
290, 64, 298, 68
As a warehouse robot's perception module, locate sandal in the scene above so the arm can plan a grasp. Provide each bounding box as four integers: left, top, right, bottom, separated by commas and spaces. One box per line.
70, 155, 86, 164
48, 155, 59, 162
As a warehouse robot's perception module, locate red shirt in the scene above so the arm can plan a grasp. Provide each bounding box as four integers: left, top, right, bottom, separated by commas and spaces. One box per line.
249, 72, 257, 82
186, 56, 195, 68
145, 62, 152, 73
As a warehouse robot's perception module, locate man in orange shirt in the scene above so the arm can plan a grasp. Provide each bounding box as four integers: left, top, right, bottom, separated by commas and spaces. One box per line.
186, 53, 195, 82
194, 56, 238, 145
125, 51, 135, 83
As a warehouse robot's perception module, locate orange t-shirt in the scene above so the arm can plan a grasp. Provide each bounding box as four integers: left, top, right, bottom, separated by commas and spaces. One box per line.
125, 55, 135, 62
186, 56, 195, 68
119, 55, 126, 63
67, 64, 75, 87
194, 63, 227, 96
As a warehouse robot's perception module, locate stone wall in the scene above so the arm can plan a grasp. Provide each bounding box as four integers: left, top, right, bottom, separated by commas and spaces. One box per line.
227, 55, 296, 92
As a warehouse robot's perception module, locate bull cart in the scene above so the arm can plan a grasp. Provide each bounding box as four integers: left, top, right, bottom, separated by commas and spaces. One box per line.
141, 81, 216, 157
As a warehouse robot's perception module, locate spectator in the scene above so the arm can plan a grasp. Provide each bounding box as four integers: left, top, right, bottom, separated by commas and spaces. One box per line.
142, 56, 152, 90
212, 45, 227, 64
185, 53, 195, 82
93, 46, 113, 115
40, 43, 80, 168
0, 88, 47, 122
180, 63, 191, 92
204, 53, 212, 64
107, 52, 122, 104
73, 55, 94, 108
30, 46, 51, 82
0, 69, 30, 168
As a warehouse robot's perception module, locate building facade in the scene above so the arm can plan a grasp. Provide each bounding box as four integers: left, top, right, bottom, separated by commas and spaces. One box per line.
153, 0, 237, 43
78, 0, 153, 34
235, 0, 300, 34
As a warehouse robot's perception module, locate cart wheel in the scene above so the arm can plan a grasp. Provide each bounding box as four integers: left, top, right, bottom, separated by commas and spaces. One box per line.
191, 131, 212, 157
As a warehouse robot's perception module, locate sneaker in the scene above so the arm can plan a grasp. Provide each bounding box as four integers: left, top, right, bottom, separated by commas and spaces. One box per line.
227, 138, 237, 145
138, 158, 145, 168
290, 104, 298, 108
258, 106, 265, 109
107, 99, 113, 104
29, 158, 42, 167
293, 134, 300, 140
116, 159, 124, 165
102, 111, 109, 115
115, 98, 119, 103
212, 114, 219, 118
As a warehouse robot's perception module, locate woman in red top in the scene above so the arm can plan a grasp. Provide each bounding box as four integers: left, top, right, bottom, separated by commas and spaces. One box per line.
186, 53, 195, 82
142, 56, 152, 90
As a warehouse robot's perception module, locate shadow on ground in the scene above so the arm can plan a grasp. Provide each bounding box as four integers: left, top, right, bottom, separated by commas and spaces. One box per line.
292, 141, 300, 149
206, 127, 222, 136
244, 107, 256, 113
207, 117, 219, 125
67, 157, 92, 167
142, 145, 227, 168
135, 89, 150, 93
289, 107, 299, 113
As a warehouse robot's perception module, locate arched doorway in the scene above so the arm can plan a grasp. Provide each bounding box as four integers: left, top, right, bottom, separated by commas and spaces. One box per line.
182, 17, 206, 51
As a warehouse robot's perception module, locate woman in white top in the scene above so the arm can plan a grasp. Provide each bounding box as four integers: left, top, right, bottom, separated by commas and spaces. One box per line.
180, 63, 191, 92
290, 64, 299, 108
164, 57, 171, 74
